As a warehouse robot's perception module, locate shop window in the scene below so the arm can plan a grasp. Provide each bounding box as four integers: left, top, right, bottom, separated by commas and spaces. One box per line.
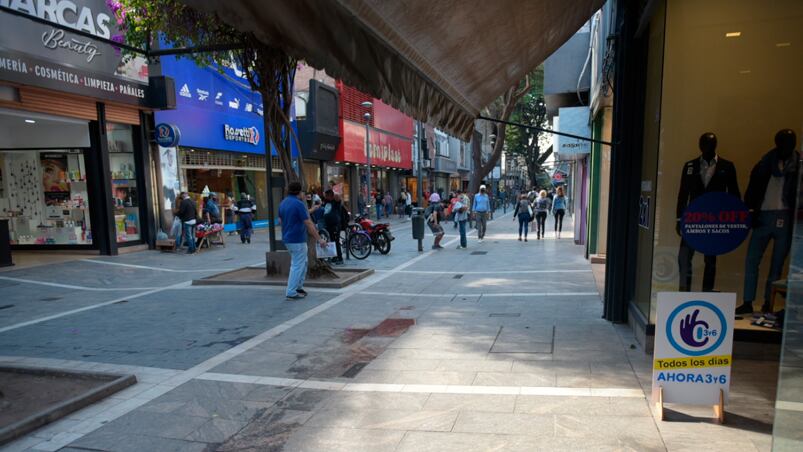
107, 123, 140, 243
326, 165, 350, 203
1, 150, 92, 245
643, 0, 803, 329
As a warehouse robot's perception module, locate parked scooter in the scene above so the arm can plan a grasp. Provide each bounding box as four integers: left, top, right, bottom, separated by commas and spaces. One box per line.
353, 214, 394, 255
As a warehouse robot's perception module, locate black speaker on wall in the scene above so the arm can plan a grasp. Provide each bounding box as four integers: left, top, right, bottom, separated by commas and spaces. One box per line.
299, 79, 341, 161
147, 76, 177, 110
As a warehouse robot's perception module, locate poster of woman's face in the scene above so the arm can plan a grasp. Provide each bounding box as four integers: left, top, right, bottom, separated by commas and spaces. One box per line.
41, 154, 69, 193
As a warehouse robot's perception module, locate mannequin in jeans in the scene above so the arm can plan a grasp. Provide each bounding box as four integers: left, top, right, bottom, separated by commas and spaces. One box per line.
737, 129, 799, 315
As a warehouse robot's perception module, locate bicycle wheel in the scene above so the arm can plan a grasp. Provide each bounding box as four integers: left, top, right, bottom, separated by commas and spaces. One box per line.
348, 232, 372, 259
375, 231, 392, 255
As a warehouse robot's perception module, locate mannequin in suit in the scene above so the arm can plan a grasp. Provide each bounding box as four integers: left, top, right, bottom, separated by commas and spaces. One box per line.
676, 132, 740, 292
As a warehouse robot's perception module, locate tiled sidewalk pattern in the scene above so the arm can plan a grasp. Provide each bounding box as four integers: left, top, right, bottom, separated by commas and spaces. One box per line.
0, 211, 776, 451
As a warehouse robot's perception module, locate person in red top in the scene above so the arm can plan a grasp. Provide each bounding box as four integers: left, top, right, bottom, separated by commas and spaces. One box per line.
449, 192, 459, 228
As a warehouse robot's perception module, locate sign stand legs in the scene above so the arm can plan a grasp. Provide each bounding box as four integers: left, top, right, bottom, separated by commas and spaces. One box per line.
656, 386, 664, 421
657, 386, 725, 424
714, 388, 725, 424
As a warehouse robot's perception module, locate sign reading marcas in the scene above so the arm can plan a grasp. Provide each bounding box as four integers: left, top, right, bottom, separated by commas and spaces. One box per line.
0, 0, 150, 105
652, 292, 735, 405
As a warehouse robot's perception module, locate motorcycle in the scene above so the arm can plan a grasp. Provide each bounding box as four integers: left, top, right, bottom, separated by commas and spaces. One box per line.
350, 214, 394, 256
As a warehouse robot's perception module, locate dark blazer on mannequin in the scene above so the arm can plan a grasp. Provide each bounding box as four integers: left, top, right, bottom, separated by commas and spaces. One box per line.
676, 156, 741, 219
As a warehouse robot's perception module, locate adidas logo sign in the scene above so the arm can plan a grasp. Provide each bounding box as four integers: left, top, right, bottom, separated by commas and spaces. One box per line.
179, 84, 191, 98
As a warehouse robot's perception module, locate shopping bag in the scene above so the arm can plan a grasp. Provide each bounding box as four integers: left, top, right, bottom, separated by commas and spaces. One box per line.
316, 242, 338, 258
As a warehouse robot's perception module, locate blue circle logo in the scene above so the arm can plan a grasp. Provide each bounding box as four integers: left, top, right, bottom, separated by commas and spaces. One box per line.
680, 192, 750, 256
666, 300, 727, 356
155, 123, 181, 148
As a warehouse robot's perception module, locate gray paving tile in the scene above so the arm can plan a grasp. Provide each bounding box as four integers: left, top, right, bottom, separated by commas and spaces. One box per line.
514, 395, 650, 416
217, 408, 313, 451
554, 415, 661, 440
81, 410, 209, 440
278, 426, 405, 451
452, 411, 554, 436
68, 431, 211, 452
353, 369, 477, 385
184, 417, 248, 443
306, 408, 458, 431
322, 391, 430, 411
395, 431, 540, 452
473, 371, 556, 387
423, 393, 517, 413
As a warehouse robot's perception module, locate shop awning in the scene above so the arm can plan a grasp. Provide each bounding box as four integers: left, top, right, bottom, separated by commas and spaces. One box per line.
184, 0, 604, 140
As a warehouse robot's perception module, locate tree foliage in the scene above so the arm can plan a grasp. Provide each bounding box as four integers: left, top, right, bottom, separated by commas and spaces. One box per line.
114, 0, 335, 276
505, 66, 552, 188
113, 0, 302, 187
468, 71, 532, 197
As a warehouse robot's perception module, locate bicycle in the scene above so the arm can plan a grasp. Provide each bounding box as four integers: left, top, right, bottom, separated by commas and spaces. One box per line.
344, 222, 372, 259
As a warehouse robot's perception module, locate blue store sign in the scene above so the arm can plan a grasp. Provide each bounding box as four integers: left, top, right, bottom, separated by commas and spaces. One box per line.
155, 123, 181, 147
680, 192, 750, 256
154, 53, 296, 156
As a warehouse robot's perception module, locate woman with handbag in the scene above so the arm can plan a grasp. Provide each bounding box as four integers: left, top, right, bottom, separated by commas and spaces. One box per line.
512, 194, 533, 242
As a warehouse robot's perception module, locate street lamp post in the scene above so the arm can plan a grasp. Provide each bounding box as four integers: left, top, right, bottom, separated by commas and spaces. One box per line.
361, 101, 373, 218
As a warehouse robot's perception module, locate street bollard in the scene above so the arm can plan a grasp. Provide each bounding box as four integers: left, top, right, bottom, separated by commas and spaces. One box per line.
411, 207, 425, 252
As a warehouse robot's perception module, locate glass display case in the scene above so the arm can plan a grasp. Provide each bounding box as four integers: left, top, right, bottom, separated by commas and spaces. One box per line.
0, 150, 92, 245
107, 123, 141, 243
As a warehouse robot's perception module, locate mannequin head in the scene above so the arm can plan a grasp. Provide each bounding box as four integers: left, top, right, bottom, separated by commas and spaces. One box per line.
698, 132, 718, 161
775, 129, 797, 160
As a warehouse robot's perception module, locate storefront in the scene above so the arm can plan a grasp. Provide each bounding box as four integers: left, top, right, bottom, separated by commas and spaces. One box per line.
335, 83, 413, 216
0, 0, 164, 256
298, 79, 341, 198
616, 0, 802, 346
153, 50, 286, 229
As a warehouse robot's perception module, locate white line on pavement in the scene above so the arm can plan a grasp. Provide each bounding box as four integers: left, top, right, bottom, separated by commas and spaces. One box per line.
195, 371, 645, 398
82, 259, 235, 273
376, 269, 591, 274
359, 291, 600, 298
0, 275, 161, 292
0, 282, 191, 334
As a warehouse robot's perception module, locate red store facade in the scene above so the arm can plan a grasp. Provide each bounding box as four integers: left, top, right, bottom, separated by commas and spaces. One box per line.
327, 83, 413, 217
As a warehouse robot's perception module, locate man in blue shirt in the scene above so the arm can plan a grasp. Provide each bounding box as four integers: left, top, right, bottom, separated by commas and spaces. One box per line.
279, 181, 327, 300
473, 184, 491, 241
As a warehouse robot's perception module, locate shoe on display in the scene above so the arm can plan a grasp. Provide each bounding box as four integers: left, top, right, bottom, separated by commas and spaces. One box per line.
735, 303, 754, 315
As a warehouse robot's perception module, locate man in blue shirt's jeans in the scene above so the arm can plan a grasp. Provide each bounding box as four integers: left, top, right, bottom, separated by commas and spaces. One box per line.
473, 185, 491, 241
279, 182, 327, 300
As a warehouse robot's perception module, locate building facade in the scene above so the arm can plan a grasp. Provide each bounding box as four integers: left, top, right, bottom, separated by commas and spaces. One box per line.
153, 53, 280, 232
333, 83, 413, 217
0, 0, 169, 256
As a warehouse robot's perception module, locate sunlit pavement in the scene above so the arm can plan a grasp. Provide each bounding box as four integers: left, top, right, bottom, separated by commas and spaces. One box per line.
0, 209, 775, 451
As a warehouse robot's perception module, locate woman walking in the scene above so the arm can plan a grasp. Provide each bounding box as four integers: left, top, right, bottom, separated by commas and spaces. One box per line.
533, 190, 551, 240
512, 194, 532, 241
552, 186, 567, 239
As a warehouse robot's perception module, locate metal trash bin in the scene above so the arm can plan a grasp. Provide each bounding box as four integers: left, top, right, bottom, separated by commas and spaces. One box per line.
412, 207, 425, 252
412, 207, 425, 239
